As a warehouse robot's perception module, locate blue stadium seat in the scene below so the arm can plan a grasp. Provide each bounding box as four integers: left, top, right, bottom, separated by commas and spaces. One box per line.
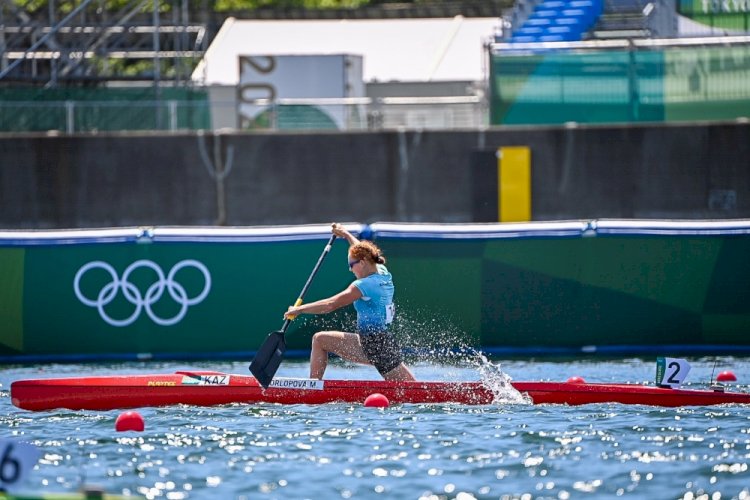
526, 17, 554, 27
508, 0, 604, 43
510, 35, 541, 43
516, 26, 546, 36
534, 9, 562, 18
538, 0, 567, 10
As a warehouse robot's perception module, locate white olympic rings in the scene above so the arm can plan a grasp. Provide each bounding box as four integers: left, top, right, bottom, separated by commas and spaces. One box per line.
73, 259, 212, 327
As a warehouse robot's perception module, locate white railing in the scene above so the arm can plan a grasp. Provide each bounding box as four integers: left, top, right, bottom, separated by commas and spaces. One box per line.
235, 96, 486, 131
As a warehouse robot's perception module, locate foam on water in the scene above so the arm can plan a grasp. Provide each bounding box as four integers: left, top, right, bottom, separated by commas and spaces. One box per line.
390, 310, 532, 404
473, 352, 533, 405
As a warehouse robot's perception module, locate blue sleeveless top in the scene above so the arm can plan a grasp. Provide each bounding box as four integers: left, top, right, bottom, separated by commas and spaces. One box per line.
352, 264, 395, 335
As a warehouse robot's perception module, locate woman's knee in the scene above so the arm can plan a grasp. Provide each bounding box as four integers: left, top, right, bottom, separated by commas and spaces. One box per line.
312, 331, 337, 349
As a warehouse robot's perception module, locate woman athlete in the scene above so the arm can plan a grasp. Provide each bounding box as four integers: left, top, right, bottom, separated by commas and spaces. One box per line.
284, 223, 415, 381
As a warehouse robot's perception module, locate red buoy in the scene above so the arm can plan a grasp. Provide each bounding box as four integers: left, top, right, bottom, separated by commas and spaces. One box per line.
364, 393, 390, 408
717, 371, 737, 382
115, 411, 145, 432
567, 376, 586, 384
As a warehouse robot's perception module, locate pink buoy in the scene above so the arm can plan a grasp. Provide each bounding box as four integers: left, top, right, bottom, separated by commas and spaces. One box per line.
567, 376, 586, 384
364, 393, 390, 408
717, 371, 737, 382
115, 411, 145, 432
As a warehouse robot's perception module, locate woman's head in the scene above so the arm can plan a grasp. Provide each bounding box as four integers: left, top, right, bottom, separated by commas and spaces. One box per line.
348, 241, 385, 267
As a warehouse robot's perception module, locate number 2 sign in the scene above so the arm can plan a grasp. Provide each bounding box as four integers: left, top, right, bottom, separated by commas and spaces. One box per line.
656, 357, 692, 388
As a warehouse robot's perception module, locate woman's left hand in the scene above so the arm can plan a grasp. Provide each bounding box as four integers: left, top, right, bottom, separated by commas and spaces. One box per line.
331, 223, 348, 238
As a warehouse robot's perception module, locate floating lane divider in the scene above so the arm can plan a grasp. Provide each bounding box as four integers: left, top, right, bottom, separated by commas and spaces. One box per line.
149, 223, 366, 243
0, 227, 144, 246
593, 219, 750, 236
367, 221, 590, 239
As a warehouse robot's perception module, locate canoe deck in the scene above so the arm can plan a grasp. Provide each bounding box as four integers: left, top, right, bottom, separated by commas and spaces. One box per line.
11, 371, 750, 411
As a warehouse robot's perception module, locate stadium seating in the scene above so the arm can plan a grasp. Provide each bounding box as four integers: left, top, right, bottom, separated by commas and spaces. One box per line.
506, 0, 605, 42
503, 0, 678, 43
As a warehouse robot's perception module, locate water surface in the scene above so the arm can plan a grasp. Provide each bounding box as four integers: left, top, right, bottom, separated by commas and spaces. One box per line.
2, 358, 750, 499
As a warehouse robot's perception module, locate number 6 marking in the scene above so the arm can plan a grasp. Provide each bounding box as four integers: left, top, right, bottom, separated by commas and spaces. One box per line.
0, 443, 20, 484
0, 439, 40, 490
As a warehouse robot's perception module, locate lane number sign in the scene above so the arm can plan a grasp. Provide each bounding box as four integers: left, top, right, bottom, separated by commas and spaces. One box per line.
0, 439, 40, 491
656, 357, 691, 388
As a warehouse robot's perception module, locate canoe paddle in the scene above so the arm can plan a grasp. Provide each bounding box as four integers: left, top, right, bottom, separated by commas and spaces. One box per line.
249, 233, 337, 388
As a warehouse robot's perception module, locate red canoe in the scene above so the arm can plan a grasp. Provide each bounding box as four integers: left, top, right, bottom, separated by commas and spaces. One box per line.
10, 371, 750, 411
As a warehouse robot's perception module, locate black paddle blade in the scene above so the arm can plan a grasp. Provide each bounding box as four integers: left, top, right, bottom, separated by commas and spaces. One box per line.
249, 331, 287, 388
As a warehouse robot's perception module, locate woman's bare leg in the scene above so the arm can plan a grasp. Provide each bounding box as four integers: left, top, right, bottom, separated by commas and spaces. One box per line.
383, 363, 416, 382
310, 331, 370, 379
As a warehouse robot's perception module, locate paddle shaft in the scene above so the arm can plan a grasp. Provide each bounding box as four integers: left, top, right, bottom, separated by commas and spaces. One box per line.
249, 233, 338, 387
279, 233, 337, 333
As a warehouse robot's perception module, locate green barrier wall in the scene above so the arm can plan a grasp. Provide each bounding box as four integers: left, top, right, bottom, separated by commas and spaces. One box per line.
490, 44, 750, 125
1, 222, 749, 360
380, 234, 749, 349
371, 221, 750, 352
0, 227, 356, 358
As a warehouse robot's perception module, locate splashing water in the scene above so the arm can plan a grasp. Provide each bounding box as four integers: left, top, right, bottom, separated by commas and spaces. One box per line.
390, 310, 531, 404
474, 352, 532, 405
391, 310, 480, 364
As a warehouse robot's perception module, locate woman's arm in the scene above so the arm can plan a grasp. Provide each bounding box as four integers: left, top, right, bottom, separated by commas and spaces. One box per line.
284, 284, 362, 319
332, 223, 359, 246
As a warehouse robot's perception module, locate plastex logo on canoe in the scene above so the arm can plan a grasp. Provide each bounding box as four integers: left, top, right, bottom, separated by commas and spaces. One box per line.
73, 259, 212, 327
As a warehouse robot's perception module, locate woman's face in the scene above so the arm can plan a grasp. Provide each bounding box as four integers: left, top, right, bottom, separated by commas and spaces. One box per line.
348, 254, 365, 277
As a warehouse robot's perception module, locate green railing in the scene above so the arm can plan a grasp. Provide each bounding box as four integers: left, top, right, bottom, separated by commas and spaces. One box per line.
0, 87, 210, 132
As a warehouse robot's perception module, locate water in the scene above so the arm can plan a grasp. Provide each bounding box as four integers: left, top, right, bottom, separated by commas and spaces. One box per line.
2, 357, 750, 499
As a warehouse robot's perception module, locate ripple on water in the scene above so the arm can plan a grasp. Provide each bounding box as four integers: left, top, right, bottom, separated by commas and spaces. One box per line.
3, 359, 750, 498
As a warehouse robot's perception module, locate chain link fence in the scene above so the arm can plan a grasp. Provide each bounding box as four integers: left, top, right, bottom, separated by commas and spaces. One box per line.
0, 96, 488, 133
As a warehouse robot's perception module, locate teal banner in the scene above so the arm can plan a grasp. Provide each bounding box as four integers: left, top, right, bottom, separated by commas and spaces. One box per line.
2, 221, 750, 360
1, 226, 355, 357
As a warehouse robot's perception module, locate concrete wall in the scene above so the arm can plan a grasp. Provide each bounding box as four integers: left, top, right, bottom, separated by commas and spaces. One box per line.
1, 120, 748, 229
207, 86, 238, 130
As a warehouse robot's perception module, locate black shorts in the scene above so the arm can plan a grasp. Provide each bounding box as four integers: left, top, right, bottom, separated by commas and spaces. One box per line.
359, 331, 403, 376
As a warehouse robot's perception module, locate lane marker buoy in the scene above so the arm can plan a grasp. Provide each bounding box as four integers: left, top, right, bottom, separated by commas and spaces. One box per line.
364, 393, 389, 408
115, 411, 145, 432
717, 370, 737, 382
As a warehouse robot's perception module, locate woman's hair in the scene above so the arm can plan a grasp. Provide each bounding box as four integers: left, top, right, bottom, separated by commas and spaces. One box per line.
350, 241, 386, 264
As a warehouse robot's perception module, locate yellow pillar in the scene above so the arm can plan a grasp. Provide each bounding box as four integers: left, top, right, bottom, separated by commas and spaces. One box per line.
497, 146, 531, 222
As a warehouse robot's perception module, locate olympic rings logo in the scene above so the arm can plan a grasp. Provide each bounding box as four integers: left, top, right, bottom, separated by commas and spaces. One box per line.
73, 260, 212, 327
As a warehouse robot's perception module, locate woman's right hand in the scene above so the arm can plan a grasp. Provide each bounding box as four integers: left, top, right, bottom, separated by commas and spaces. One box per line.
284, 306, 300, 320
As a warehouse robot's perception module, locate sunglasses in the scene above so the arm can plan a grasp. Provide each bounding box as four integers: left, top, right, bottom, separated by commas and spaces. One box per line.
348, 259, 360, 269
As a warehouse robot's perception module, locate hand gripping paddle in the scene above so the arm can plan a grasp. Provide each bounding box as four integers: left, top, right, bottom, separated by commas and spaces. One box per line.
250, 234, 337, 388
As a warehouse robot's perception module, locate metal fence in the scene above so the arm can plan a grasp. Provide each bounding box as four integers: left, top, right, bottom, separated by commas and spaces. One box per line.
0, 100, 211, 133
0, 96, 488, 133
